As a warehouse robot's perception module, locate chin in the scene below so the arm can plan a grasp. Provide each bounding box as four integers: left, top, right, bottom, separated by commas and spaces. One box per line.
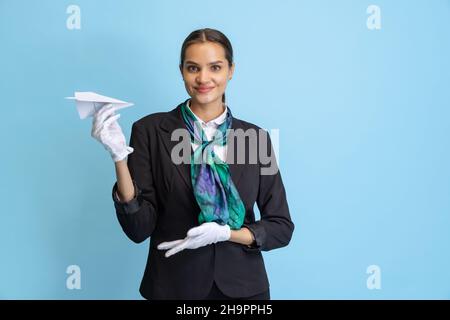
193, 94, 221, 105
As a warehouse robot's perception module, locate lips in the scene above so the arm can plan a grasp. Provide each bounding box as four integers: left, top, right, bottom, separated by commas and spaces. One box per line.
196, 86, 214, 94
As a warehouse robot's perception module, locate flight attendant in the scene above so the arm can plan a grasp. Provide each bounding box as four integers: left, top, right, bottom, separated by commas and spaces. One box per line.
91, 28, 294, 300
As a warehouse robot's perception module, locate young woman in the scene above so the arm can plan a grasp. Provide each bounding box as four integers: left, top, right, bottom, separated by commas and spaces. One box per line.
91, 28, 294, 300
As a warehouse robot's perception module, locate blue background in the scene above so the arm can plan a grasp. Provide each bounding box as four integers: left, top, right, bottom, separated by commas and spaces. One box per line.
0, 0, 449, 299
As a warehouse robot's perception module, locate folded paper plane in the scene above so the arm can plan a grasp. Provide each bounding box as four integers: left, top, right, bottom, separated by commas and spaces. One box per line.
66, 92, 134, 119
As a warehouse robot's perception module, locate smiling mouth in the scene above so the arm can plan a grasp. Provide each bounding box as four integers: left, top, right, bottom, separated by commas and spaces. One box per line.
196, 87, 214, 93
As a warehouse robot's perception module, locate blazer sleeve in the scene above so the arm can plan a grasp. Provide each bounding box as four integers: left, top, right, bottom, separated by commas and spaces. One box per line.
243, 129, 295, 252
111, 121, 159, 243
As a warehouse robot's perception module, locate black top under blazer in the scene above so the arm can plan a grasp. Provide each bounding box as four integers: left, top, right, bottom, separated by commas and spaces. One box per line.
111, 101, 295, 299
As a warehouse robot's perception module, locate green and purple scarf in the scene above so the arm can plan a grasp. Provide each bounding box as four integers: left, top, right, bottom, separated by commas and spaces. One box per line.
180, 99, 245, 230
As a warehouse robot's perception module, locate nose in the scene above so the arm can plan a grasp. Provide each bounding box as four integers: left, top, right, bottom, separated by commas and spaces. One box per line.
196, 69, 211, 84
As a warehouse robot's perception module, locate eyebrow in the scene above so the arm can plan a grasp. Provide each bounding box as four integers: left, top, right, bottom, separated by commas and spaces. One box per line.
185, 60, 224, 65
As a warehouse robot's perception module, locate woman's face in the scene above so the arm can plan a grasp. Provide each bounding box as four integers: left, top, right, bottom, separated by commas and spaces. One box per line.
181, 42, 234, 106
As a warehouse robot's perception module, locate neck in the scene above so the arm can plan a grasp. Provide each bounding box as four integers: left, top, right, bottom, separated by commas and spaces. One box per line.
189, 98, 225, 122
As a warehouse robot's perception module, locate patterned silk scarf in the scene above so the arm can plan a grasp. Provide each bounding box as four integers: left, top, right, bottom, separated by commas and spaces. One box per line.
180, 99, 245, 230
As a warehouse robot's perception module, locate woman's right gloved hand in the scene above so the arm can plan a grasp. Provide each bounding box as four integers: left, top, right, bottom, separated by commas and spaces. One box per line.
91, 103, 134, 162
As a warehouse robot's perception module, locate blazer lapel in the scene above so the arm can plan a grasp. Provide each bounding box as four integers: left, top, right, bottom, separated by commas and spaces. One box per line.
159, 104, 193, 191
159, 103, 245, 193
227, 120, 245, 188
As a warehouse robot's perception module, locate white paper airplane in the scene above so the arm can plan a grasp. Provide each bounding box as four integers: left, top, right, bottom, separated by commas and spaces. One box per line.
66, 91, 134, 119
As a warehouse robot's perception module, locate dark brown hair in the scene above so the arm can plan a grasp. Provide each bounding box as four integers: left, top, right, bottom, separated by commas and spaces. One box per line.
179, 28, 233, 103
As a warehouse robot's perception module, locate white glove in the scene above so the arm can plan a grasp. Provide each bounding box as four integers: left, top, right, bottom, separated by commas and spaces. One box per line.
91, 103, 134, 162
157, 222, 231, 258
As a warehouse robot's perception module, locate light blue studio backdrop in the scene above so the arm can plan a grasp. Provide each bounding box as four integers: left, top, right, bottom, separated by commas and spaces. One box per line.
0, 0, 449, 299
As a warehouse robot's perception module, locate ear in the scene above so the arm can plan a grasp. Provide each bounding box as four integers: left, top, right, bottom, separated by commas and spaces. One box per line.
179, 64, 184, 78
229, 62, 235, 80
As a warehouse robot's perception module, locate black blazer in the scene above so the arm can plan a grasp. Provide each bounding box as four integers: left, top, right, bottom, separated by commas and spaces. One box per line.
111, 101, 295, 299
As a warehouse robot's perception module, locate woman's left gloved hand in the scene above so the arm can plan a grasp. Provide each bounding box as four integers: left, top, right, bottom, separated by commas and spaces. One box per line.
157, 222, 231, 258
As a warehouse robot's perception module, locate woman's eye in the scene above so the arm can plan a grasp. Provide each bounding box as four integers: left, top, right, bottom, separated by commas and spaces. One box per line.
211, 65, 221, 71
187, 66, 198, 72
